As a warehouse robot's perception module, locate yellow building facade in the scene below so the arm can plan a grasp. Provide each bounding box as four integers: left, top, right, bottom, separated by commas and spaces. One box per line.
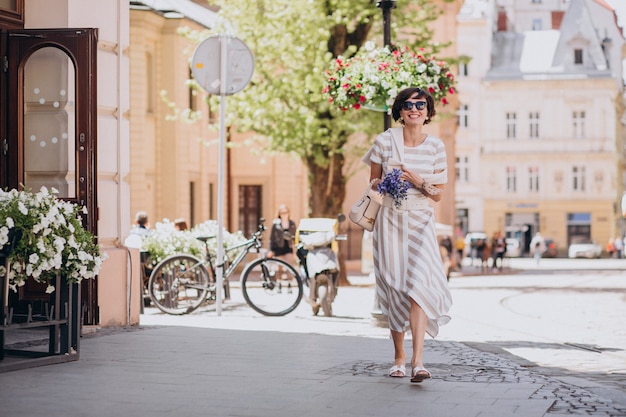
129, 3, 309, 237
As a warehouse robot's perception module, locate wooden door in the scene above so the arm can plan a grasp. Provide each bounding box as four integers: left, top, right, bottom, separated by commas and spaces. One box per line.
1, 28, 98, 324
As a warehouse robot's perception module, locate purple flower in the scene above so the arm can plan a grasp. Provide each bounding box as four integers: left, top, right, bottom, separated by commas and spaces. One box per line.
377, 169, 411, 208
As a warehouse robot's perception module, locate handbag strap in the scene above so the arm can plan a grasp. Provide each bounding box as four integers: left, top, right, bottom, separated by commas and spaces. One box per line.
362, 179, 377, 199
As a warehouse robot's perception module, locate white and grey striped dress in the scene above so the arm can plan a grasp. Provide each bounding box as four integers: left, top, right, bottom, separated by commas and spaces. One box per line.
367, 129, 452, 338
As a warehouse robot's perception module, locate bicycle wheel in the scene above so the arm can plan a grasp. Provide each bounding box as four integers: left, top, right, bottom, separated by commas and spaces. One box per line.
240, 258, 303, 316
148, 254, 211, 315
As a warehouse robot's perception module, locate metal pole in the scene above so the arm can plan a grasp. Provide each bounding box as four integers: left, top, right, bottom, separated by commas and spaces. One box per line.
216, 34, 229, 316
377, 1, 396, 130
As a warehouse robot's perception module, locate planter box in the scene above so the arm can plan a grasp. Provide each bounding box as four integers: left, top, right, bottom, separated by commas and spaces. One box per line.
0, 256, 81, 373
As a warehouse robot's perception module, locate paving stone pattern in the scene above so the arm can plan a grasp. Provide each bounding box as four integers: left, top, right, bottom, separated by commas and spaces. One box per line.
320, 340, 626, 416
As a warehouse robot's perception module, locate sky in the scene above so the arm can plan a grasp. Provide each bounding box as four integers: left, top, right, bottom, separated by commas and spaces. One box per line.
606, 0, 626, 28
605, 0, 626, 80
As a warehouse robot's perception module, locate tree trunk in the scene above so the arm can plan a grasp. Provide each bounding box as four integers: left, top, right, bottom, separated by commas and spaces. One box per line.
305, 150, 351, 285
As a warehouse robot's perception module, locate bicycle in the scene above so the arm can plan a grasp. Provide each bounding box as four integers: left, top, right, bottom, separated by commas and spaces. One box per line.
147, 219, 303, 316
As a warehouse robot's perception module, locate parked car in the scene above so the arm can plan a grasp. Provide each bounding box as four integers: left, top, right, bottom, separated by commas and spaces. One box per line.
568, 240, 602, 259
505, 238, 521, 257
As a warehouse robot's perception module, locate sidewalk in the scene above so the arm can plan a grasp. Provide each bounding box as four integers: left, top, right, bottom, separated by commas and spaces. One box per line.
0, 326, 565, 417
2, 320, 626, 415
1, 265, 625, 416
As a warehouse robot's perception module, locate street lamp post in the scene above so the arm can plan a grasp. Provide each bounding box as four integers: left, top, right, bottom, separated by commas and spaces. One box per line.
377, 0, 397, 130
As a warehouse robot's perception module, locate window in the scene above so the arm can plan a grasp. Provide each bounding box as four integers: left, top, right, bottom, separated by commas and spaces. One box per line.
528, 166, 540, 192
532, 19, 542, 30
455, 155, 469, 183
506, 112, 517, 139
567, 213, 591, 244
529, 112, 540, 138
572, 166, 586, 191
574, 49, 583, 64
0, 0, 24, 29
146, 52, 154, 114
188, 68, 197, 111
531, 0, 542, 3
458, 62, 468, 77
208, 182, 214, 220
456, 208, 468, 236
238, 185, 262, 237
573, 111, 586, 138
506, 166, 517, 192
458, 104, 469, 128
207, 94, 217, 124
189, 181, 196, 227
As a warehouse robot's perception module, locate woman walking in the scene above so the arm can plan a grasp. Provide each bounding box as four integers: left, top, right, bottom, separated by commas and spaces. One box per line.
362, 87, 452, 382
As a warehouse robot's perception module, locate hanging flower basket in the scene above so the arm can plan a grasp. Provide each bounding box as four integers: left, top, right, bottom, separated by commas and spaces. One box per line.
322, 42, 456, 113
0, 187, 106, 293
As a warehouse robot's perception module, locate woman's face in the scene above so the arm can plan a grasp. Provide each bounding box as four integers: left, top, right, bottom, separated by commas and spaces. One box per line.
400, 93, 428, 126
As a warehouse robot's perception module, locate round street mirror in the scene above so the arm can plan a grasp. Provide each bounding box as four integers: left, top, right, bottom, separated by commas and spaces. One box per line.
191, 35, 254, 95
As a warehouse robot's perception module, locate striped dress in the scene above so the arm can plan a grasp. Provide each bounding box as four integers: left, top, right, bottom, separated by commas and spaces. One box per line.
367, 129, 452, 338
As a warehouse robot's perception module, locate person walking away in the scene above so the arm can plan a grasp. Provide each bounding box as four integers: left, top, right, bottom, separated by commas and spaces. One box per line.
475, 238, 486, 270
491, 232, 506, 271
130, 211, 151, 237
529, 232, 546, 265
454, 234, 465, 269
362, 87, 452, 383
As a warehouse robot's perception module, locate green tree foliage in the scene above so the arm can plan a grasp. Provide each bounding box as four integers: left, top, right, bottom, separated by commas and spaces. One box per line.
203, 0, 451, 217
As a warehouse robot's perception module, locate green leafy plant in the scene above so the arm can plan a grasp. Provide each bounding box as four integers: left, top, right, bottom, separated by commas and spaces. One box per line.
0, 187, 106, 292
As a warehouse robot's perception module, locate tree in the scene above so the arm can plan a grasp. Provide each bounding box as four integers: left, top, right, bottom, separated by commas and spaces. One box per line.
199, 0, 451, 217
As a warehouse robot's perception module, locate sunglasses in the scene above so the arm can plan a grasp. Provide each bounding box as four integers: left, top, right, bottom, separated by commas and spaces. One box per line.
401, 101, 427, 111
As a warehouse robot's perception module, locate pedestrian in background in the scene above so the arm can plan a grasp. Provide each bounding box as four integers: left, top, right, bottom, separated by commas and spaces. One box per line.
530, 232, 546, 265
362, 87, 452, 383
454, 234, 465, 268
606, 238, 616, 258
614, 236, 623, 258
491, 231, 506, 271
174, 218, 188, 231
268, 204, 296, 265
130, 211, 151, 237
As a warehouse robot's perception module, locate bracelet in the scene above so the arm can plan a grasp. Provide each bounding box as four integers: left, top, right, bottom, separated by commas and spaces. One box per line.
421, 182, 442, 196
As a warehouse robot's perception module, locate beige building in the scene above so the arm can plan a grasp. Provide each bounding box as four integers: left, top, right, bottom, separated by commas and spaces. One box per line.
455, 0, 625, 255
129, 0, 308, 239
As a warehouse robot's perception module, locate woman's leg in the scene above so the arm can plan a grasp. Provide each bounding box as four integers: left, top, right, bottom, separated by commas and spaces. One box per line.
389, 329, 406, 376
409, 299, 428, 369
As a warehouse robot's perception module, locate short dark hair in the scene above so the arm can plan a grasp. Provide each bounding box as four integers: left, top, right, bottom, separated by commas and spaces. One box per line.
135, 211, 149, 227
391, 87, 437, 125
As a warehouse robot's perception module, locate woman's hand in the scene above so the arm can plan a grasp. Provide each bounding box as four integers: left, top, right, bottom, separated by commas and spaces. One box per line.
400, 166, 425, 188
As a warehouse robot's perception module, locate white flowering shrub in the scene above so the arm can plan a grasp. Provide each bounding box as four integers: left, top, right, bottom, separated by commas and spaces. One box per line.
0, 187, 106, 292
141, 219, 248, 266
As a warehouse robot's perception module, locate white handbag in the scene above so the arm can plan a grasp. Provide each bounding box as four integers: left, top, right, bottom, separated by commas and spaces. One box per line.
349, 180, 381, 232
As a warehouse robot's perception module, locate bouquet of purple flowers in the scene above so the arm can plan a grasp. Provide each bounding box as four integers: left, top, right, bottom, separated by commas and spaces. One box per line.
377, 168, 411, 208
